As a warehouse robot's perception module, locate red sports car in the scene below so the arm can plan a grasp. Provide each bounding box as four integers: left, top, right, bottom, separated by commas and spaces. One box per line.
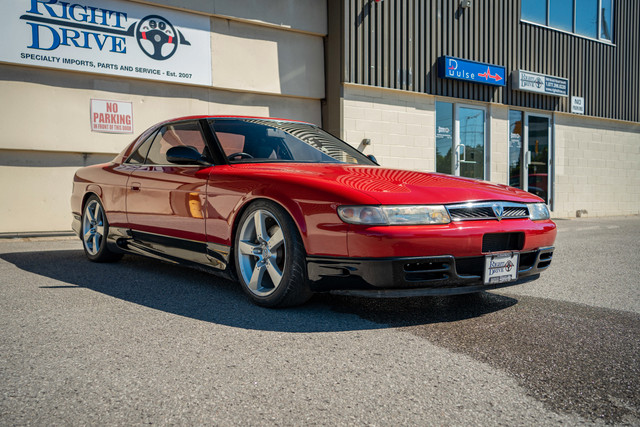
71, 116, 556, 307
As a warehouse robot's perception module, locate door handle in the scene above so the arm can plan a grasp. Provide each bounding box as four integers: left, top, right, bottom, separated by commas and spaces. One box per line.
525, 151, 532, 169
456, 144, 476, 164
455, 144, 466, 162
130, 182, 141, 191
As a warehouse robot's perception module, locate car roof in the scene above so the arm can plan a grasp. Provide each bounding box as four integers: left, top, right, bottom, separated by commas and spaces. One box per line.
156, 115, 315, 127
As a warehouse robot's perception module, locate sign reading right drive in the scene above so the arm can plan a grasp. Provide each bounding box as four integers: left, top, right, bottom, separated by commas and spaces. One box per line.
513, 70, 569, 97
484, 252, 519, 285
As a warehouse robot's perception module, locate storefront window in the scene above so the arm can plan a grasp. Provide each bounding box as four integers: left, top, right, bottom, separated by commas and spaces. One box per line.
508, 111, 523, 189
435, 101, 453, 175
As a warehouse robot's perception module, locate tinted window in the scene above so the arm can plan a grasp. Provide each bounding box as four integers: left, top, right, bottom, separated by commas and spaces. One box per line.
549, 0, 573, 32
127, 131, 157, 164
522, 0, 547, 24
435, 101, 453, 175
146, 122, 208, 165
600, 0, 612, 40
209, 119, 374, 165
522, 0, 613, 42
575, 0, 598, 38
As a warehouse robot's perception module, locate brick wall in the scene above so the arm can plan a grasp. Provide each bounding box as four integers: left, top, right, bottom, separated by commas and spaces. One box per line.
553, 115, 640, 217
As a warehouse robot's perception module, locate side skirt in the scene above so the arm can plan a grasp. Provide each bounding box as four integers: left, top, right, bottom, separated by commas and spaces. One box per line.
107, 227, 232, 274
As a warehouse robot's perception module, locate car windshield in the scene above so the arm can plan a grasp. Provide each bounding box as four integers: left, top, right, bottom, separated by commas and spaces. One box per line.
209, 119, 375, 165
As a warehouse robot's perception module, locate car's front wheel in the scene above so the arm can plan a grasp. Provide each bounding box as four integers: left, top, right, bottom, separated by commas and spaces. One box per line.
234, 200, 311, 307
81, 195, 122, 263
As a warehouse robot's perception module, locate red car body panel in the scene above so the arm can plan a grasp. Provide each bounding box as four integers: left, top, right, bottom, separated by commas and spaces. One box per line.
71, 116, 556, 297
72, 161, 555, 258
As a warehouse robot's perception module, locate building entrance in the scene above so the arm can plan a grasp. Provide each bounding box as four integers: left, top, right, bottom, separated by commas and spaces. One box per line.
436, 101, 487, 180
509, 111, 552, 204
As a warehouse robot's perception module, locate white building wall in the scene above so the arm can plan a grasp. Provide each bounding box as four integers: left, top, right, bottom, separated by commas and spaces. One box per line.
0, 0, 326, 233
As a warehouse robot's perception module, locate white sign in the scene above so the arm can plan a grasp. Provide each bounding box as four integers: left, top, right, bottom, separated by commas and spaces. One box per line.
91, 99, 133, 133
512, 70, 569, 97
0, 0, 212, 86
571, 96, 585, 115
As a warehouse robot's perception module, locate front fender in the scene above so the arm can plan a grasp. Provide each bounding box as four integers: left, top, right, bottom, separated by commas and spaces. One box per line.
231, 186, 350, 258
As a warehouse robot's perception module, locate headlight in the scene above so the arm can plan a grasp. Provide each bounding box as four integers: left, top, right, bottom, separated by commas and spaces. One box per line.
528, 203, 550, 220
337, 205, 451, 225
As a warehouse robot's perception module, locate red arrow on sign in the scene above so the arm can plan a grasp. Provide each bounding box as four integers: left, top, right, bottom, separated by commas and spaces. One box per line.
478, 67, 503, 82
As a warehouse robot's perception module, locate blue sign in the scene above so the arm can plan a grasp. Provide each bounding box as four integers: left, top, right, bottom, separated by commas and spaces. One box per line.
438, 56, 506, 87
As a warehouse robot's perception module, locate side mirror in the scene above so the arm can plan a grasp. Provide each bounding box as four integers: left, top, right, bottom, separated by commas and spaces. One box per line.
366, 154, 379, 165
166, 146, 211, 166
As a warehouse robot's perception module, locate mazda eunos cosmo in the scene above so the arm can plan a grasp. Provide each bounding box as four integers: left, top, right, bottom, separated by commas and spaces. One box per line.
71, 116, 556, 307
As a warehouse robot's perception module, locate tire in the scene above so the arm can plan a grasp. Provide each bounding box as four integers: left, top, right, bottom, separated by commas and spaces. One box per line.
81, 195, 122, 263
234, 200, 311, 308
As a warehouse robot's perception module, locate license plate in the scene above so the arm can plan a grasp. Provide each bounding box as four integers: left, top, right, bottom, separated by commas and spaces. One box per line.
484, 252, 519, 285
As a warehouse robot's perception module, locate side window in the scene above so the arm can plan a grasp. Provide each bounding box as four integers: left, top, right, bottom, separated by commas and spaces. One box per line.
216, 132, 246, 156
209, 120, 282, 160
126, 131, 157, 164
145, 122, 208, 165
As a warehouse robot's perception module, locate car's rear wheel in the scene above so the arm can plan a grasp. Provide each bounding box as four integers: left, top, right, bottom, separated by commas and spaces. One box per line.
234, 200, 311, 307
81, 195, 122, 263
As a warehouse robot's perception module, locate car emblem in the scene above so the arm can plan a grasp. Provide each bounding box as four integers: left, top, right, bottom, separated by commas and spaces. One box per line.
492, 203, 504, 221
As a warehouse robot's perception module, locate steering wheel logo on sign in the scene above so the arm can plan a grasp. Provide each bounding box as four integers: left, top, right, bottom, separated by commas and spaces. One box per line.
136, 15, 181, 61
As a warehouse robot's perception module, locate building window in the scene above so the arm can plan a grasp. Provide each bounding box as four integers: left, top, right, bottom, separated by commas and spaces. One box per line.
435, 102, 454, 175
508, 111, 523, 189
521, 0, 613, 42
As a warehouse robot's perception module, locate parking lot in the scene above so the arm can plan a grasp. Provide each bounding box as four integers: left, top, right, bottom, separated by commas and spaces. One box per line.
1, 215, 638, 425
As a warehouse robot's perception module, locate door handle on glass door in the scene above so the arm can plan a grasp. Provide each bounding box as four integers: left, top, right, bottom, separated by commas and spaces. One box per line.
525, 151, 532, 169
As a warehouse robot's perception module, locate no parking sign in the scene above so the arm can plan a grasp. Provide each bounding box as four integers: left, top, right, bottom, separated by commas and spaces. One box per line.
90, 99, 133, 134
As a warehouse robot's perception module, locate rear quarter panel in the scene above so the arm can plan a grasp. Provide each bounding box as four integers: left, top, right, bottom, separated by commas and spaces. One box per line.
72, 163, 130, 227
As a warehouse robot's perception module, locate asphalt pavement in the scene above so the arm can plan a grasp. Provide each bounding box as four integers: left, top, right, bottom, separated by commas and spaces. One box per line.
0, 216, 638, 425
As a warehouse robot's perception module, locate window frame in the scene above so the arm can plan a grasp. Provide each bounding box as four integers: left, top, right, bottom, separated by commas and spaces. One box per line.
125, 120, 213, 167
520, 0, 614, 44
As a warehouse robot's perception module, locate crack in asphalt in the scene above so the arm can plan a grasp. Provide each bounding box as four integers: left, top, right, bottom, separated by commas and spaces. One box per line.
331, 292, 640, 424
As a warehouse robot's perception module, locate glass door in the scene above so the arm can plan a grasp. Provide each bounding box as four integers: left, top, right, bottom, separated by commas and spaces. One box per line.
524, 113, 551, 204
508, 111, 552, 204
436, 102, 486, 180
455, 105, 486, 179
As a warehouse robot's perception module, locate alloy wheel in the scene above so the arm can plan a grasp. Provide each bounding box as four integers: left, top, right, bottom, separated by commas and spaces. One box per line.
82, 199, 105, 256
237, 209, 286, 297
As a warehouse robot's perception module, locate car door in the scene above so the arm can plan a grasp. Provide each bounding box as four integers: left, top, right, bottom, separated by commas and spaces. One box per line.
125, 121, 212, 263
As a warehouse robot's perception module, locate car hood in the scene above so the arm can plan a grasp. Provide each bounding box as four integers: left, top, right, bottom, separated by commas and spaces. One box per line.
230, 163, 543, 205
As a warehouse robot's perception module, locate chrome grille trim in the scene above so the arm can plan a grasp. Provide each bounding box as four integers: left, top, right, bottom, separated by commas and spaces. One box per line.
446, 202, 530, 221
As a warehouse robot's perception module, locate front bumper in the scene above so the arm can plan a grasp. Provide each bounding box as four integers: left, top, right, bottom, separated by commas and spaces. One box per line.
307, 246, 554, 297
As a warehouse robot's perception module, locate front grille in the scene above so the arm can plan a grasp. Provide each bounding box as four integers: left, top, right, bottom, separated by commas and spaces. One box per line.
447, 202, 530, 221
482, 232, 525, 252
